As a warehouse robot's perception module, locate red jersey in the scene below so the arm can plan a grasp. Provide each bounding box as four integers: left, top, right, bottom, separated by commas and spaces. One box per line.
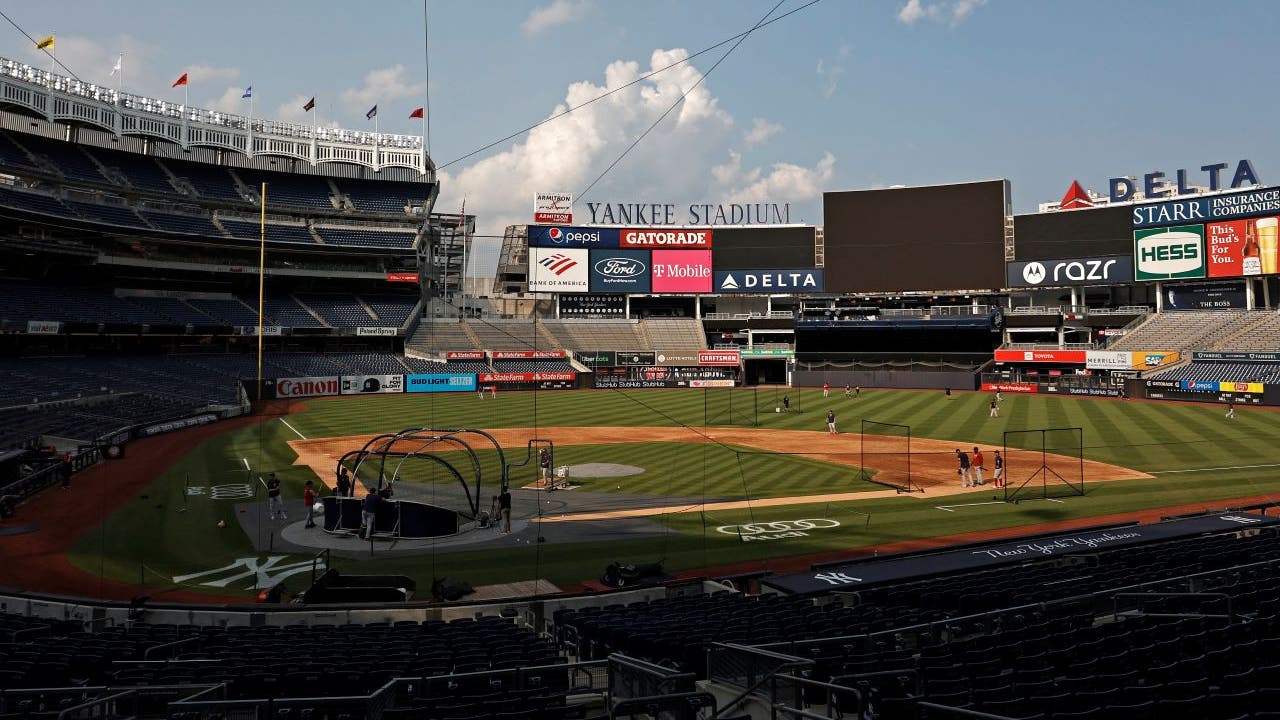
304, 487, 315, 505
972, 451, 984, 469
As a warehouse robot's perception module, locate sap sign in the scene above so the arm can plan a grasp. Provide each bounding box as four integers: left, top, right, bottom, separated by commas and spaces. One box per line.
527, 225, 620, 248
713, 269, 824, 293
589, 249, 651, 292
1006, 256, 1132, 288
406, 373, 477, 393
1110, 160, 1260, 203
1134, 225, 1205, 281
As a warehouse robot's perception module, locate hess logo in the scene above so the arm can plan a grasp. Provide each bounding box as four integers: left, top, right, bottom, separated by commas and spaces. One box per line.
594, 257, 645, 277
1022, 262, 1046, 285
1137, 231, 1202, 274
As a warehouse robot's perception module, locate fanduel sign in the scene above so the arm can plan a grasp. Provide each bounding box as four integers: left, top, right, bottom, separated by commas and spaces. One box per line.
1110, 160, 1260, 202
714, 269, 824, 293
586, 202, 791, 226
1006, 256, 1132, 288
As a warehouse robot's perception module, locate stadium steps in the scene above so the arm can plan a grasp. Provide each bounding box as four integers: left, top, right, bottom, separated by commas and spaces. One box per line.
536, 320, 564, 349
637, 321, 656, 350
308, 222, 326, 245
460, 321, 485, 349
228, 169, 257, 205
78, 147, 124, 186
210, 214, 230, 237
292, 295, 332, 328
353, 296, 381, 323
1209, 309, 1280, 350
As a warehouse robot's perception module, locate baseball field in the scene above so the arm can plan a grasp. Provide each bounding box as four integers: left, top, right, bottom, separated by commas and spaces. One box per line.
10, 387, 1280, 602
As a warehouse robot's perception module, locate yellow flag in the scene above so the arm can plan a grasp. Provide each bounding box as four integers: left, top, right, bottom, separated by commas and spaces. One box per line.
36, 35, 55, 51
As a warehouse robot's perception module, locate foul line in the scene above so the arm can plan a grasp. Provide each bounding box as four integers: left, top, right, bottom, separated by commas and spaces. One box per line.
1153, 463, 1280, 475
935, 500, 1007, 512
279, 418, 307, 440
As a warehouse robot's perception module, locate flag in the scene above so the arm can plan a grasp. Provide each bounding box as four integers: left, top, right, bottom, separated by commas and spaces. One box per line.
172, 72, 188, 88
366, 105, 377, 120
409, 107, 424, 119
110, 56, 121, 77
36, 36, 54, 51
241, 86, 252, 99
303, 97, 315, 112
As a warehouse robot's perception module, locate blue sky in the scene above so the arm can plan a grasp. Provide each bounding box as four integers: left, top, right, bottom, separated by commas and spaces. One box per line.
8, 0, 1280, 274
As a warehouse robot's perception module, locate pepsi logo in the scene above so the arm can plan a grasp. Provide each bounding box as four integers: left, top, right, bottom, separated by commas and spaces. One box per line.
548, 227, 564, 242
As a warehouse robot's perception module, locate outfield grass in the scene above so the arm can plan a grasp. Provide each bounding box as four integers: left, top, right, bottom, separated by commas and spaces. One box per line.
67, 388, 1280, 597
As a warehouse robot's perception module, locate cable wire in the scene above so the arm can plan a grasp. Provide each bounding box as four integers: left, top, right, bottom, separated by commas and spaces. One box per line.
0, 10, 83, 81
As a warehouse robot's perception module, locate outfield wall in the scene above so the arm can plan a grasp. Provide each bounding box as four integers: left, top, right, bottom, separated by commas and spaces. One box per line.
793, 369, 976, 390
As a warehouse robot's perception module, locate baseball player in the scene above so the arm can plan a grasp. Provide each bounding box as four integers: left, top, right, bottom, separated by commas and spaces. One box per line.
993, 450, 1004, 488
989, 397, 999, 418
971, 446, 985, 486
827, 409, 837, 434
823, 382, 830, 398
956, 449, 971, 488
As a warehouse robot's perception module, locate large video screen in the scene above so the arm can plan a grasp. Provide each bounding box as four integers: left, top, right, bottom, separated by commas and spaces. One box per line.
823, 180, 1009, 293
1013, 205, 1132, 261
712, 226, 815, 269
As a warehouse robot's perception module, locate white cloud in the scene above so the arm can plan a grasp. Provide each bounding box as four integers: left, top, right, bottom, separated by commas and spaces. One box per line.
437, 47, 834, 276
207, 86, 251, 114
897, 0, 986, 26
521, 0, 592, 35
273, 94, 317, 124
187, 63, 240, 85
743, 118, 783, 147
816, 45, 849, 100
339, 65, 426, 114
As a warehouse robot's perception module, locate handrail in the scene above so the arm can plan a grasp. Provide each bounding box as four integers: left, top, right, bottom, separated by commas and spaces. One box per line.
142, 635, 200, 660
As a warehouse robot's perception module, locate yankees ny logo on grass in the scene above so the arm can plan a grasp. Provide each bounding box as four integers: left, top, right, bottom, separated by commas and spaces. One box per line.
172, 555, 323, 590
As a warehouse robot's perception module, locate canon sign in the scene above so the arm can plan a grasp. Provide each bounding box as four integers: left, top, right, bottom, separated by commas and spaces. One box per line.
1006, 256, 1133, 288
276, 376, 340, 398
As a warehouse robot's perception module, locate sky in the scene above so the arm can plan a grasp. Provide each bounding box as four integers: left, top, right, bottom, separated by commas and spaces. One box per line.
7, 0, 1280, 277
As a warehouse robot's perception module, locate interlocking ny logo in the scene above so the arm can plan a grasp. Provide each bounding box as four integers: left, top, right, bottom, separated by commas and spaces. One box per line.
1220, 515, 1263, 525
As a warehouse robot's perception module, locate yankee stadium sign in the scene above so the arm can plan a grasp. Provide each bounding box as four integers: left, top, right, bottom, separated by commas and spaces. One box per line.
585, 202, 791, 226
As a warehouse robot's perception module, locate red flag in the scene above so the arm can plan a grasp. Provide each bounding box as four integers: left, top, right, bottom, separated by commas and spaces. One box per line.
172, 72, 188, 88
409, 107, 424, 119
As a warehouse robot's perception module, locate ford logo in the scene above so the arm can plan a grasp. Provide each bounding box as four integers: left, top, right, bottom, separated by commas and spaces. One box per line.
594, 257, 645, 277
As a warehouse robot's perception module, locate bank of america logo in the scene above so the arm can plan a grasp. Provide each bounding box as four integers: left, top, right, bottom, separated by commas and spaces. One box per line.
539, 253, 578, 275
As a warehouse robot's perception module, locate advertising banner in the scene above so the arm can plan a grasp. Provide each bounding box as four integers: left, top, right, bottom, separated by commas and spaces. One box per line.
527, 225, 619, 248
1205, 220, 1257, 277
620, 228, 712, 248
406, 373, 477, 393
25, 320, 60, 334
1193, 351, 1280, 362
616, 351, 657, 366
559, 294, 626, 317
588, 249, 651, 292
356, 327, 398, 336
479, 372, 576, 383
1005, 256, 1133, 288
239, 326, 284, 336
1044, 386, 1123, 397
1145, 379, 1266, 405
533, 192, 573, 224
492, 350, 566, 359
1180, 380, 1219, 392
574, 350, 616, 366
1220, 381, 1265, 394
654, 351, 701, 365
713, 269, 824, 293
651, 249, 713, 293
699, 349, 742, 366
136, 413, 219, 438
993, 349, 1087, 364
1134, 225, 1206, 280
1134, 351, 1179, 368
740, 348, 796, 358
529, 247, 589, 291
276, 376, 340, 398
689, 379, 737, 388
593, 377, 684, 389
981, 381, 1039, 393
385, 272, 419, 283
340, 375, 404, 395
446, 351, 486, 361
1131, 186, 1280, 229
1085, 351, 1132, 370
1166, 282, 1246, 310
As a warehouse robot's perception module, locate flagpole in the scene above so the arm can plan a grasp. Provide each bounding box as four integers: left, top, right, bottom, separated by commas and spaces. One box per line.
256, 182, 267, 404
373, 109, 380, 171
247, 93, 254, 155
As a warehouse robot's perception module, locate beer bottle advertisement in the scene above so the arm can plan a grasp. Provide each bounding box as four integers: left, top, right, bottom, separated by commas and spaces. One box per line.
1205, 220, 1252, 278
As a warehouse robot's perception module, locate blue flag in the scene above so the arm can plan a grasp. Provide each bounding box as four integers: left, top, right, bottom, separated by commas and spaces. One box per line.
242, 86, 252, 99
366, 105, 377, 120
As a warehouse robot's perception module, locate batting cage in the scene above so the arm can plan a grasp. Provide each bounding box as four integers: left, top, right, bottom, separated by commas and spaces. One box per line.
757, 385, 802, 416
1002, 427, 1086, 502
858, 419, 921, 493
703, 387, 758, 427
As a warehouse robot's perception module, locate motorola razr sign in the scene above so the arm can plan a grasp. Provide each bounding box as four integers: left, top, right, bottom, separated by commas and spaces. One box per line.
1006, 256, 1132, 288
1135, 225, 1206, 281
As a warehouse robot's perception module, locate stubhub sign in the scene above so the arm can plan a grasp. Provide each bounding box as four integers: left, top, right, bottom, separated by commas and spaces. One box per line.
527, 225, 619, 248
714, 269, 824, 293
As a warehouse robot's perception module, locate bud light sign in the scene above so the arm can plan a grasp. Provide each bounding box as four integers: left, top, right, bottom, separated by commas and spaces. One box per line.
527, 225, 619, 248
589, 249, 651, 292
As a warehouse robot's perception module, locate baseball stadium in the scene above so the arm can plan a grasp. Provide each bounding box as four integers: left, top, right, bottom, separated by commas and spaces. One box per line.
4, 12, 1280, 720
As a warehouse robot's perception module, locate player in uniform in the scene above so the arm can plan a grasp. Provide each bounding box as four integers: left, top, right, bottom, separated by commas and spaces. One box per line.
993, 450, 1004, 488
